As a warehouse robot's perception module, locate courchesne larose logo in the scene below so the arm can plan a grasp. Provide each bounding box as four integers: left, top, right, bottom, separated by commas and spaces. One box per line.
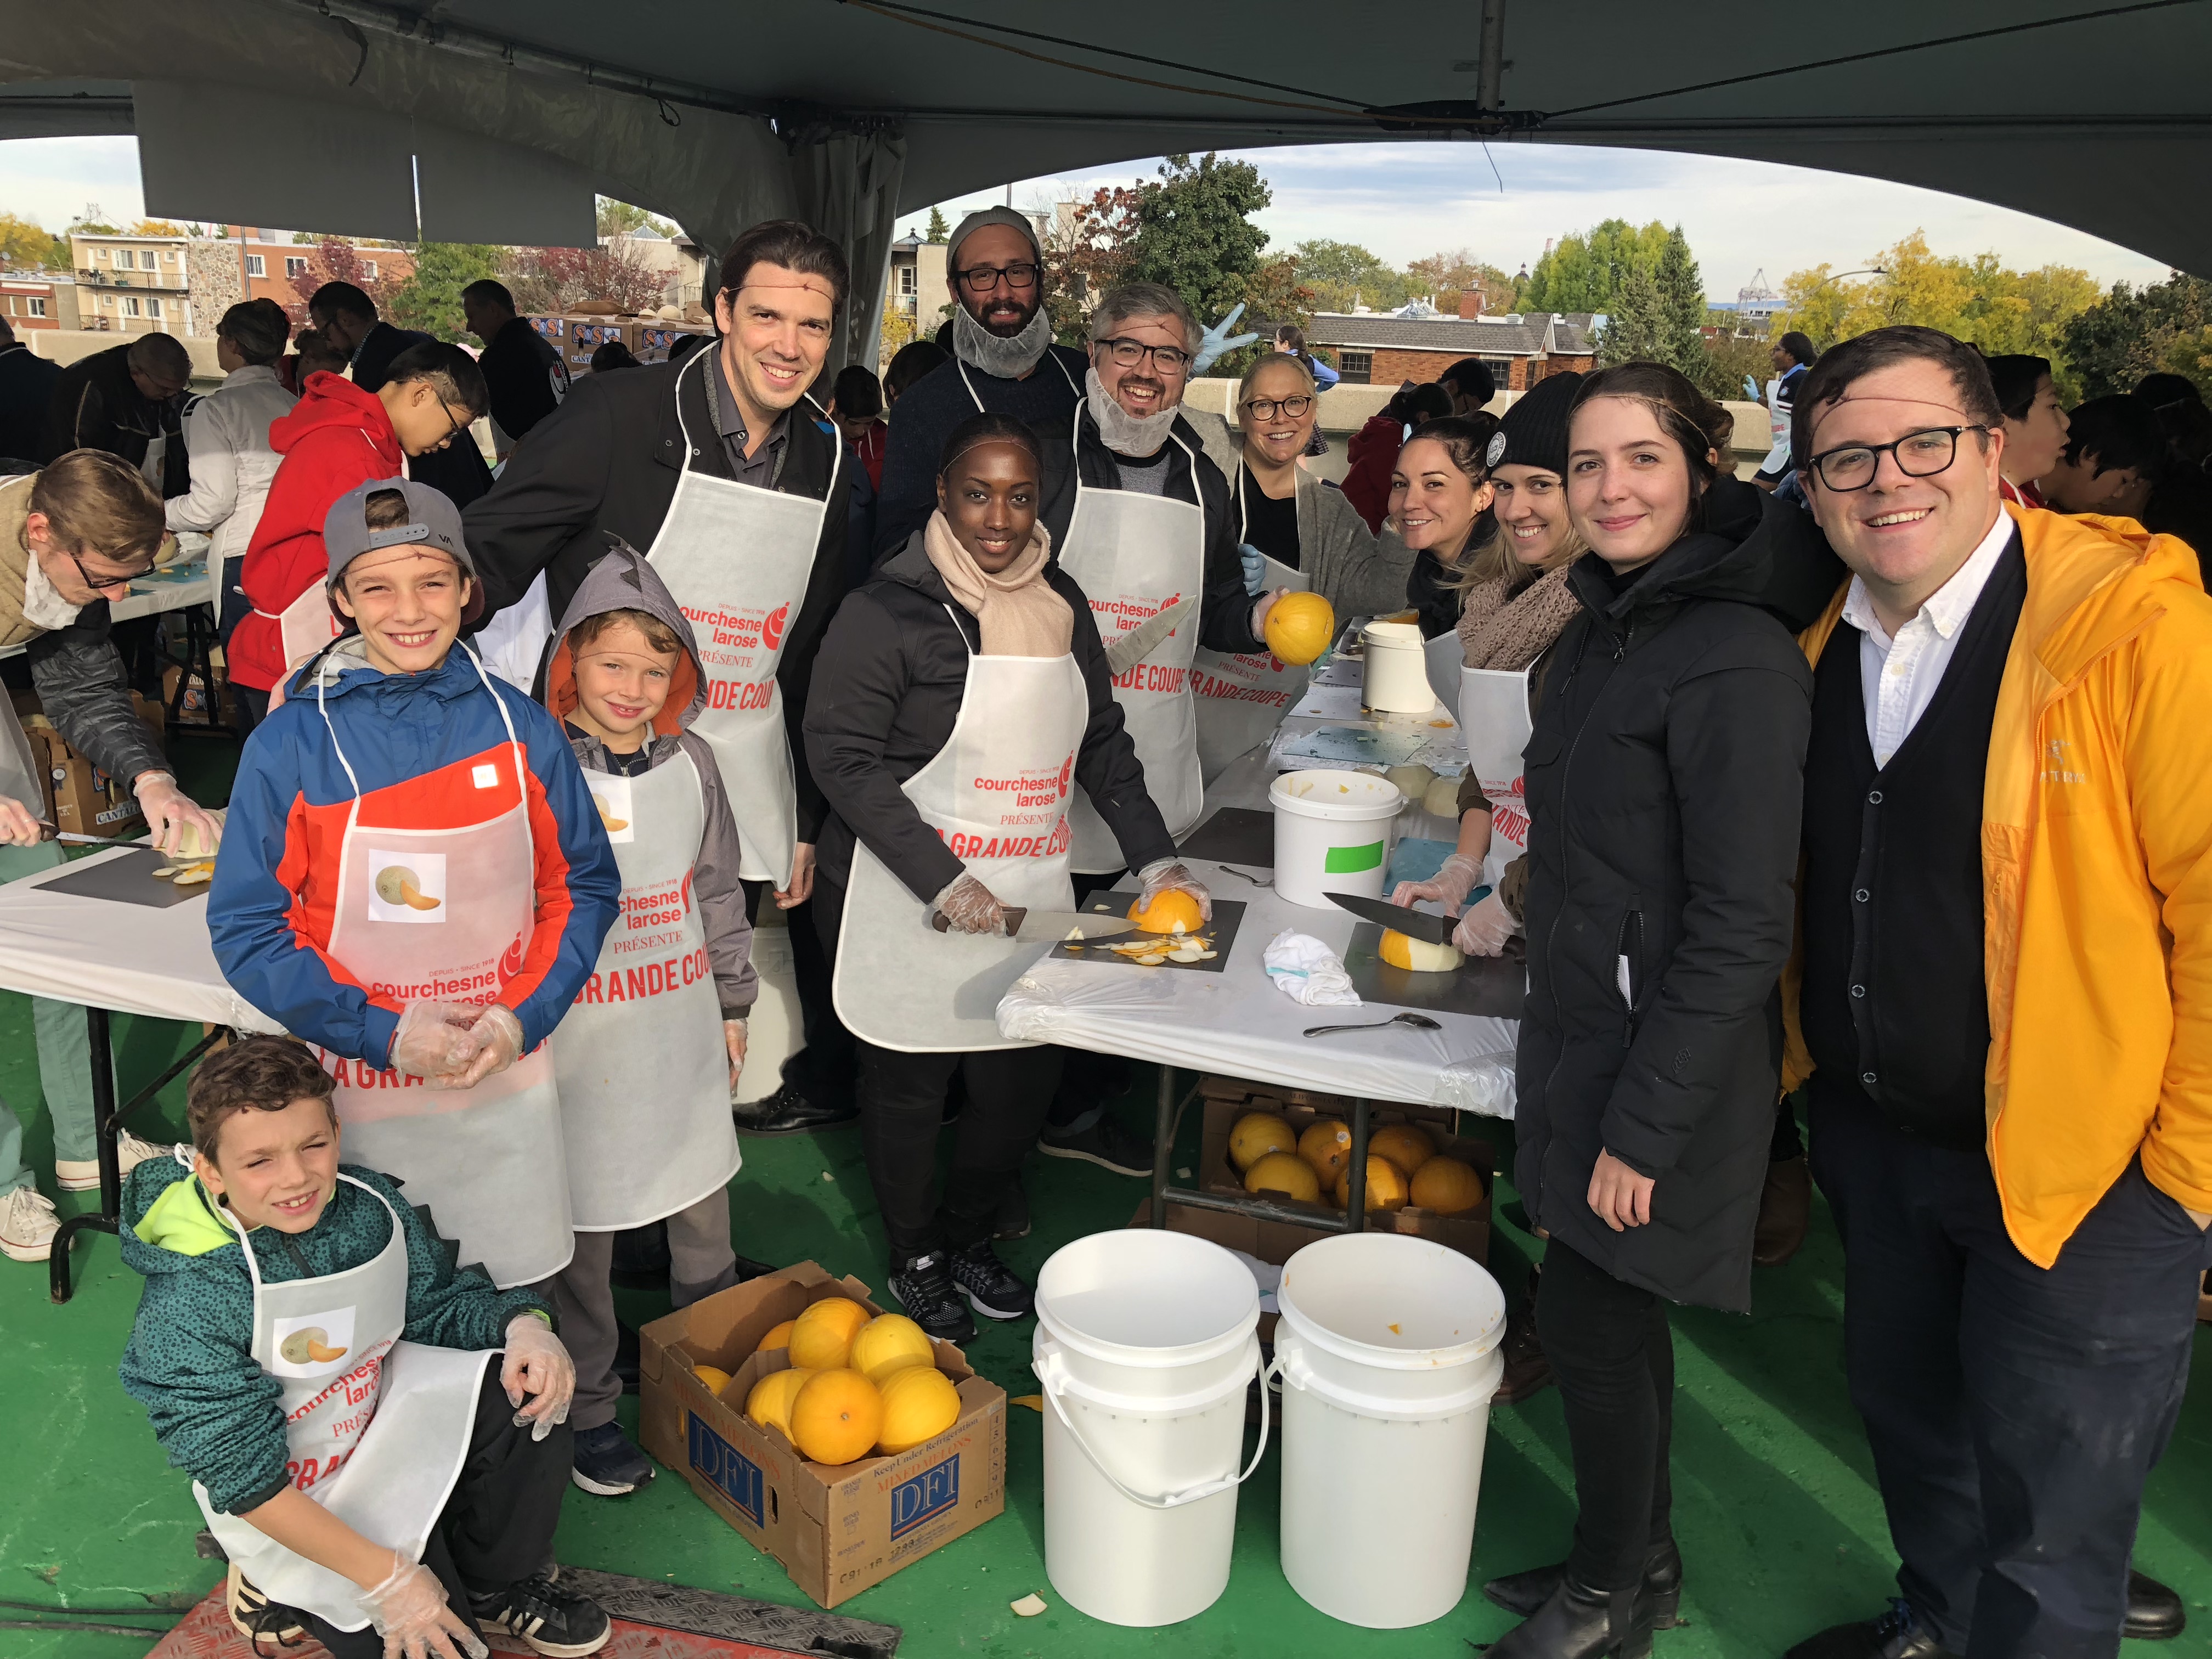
762, 603, 790, 653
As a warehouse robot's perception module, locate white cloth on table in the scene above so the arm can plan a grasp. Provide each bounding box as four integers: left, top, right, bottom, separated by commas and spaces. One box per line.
1261, 928, 1361, 1007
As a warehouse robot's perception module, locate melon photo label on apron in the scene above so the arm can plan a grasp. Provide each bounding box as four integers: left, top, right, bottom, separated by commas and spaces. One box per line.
1191, 475, 1311, 780
833, 619, 1087, 1053
1458, 665, 1534, 890
195, 1171, 492, 1633
1056, 424, 1206, 871
645, 353, 836, 888
551, 749, 741, 1230
311, 646, 573, 1289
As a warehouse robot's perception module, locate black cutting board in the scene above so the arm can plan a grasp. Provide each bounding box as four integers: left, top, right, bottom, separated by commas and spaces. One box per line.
1175, 806, 1274, 868
1342, 921, 1526, 1018
1047, 893, 1246, 974
40, 846, 209, 909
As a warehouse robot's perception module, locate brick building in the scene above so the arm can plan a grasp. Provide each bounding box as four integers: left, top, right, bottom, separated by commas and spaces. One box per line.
0, 274, 77, 331
70, 232, 196, 334
1306, 298, 1598, 392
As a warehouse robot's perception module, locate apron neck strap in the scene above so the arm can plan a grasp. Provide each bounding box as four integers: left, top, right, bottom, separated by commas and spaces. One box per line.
939, 601, 976, 659
214, 1170, 392, 1296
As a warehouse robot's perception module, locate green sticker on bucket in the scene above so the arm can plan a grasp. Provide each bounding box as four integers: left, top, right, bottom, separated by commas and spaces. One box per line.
1323, 840, 1386, 873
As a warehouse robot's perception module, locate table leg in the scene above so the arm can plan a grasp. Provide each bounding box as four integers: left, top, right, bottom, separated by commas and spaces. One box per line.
1346, 1095, 1370, 1233
50, 1008, 118, 1304
1149, 1065, 1174, 1228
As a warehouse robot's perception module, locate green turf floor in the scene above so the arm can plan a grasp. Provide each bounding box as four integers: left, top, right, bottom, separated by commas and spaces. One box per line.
1, 740, 2207, 1657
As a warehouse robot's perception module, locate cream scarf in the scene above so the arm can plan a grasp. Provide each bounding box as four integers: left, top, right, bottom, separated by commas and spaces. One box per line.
923, 511, 1072, 658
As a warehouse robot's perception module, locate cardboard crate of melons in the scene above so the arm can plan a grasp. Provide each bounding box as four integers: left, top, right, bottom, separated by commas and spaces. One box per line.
638, 1260, 1006, 1609
1195, 1077, 1493, 1265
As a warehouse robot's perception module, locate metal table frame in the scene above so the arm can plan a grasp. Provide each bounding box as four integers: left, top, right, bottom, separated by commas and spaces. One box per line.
1147, 1066, 1375, 1234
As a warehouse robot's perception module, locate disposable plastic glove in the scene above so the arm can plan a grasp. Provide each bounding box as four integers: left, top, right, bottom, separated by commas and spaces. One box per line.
388, 1002, 485, 1082
1238, 543, 1267, 596
931, 871, 1007, 935
442, 1004, 523, 1091
1188, 302, 1259, 377
500, 1314, 574, 1441
136, 772, 223, 856
1391, 852, 1481, 916
725, 1017, 748, 1088
1743, 374, 1761, 402
1249, 585, 1286, 642
0, 796, 43, 847
1453, 890, 1517, 957
1135, 858, 1212, 922
358, 1551, 487, 1659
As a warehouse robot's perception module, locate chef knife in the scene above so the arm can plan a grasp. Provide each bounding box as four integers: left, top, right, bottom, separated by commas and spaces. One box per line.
930, 907, 1140, 943
1323, 890, 1459, 946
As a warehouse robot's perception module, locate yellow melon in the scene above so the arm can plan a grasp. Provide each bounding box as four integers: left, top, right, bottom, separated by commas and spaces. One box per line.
1263, 591, 1338, 666
744, 1365, 817, 1437
1369, 1122, 1437, 1179
759, 1318, 796, 1354
1244, 1149, 1323, 1203
1335, 1155, 1410, 1212
691, 1363, 733, 1397
1409, 1155, 1486, 1215
1228, 1111, 1297, 1171
1299, 1119, 1353, 1184
1127, 888, 1205, 935
1379, 929, 1464, 974
848, 1313, 935, 1386
876, 1365, 962, 1455
788, 1296, 871, 1372
789, 1368, 884, 1466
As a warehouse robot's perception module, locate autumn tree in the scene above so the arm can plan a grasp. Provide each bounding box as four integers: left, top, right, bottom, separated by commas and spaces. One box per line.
2058, 272, 2212, 398
0, 213, 66, 271
287, 239, 404, 321
1042, 185, 1140, 345
502, 241, 668, 317
1406, 248, 1517, 315
1294, 239, 1408, 313
1123, 153, 1272, 331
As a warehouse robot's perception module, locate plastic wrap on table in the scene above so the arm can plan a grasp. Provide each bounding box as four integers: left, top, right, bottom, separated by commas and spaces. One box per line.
1434, 1052, 1517, 1115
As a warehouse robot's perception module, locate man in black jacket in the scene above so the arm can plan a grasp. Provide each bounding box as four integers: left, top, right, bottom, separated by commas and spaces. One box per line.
462, 279, 569, 458
38, 333, 191, 497
466, 219, 857, 1137
874, 207, 1090, 561
0, 317, 61, 466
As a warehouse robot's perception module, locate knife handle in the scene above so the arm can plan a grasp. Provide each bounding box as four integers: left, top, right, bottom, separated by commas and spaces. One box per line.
929, 906, 1027, 936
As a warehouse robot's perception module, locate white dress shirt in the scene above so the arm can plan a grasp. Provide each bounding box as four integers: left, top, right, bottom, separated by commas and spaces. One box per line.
1841, 506, 2015, 768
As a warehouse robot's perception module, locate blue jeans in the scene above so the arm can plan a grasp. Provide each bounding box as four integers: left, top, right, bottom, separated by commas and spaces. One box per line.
1810, 1081, 2209, 1659
0, 840, 95, 1194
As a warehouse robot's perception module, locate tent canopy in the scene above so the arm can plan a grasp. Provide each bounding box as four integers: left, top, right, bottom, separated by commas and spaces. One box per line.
7, 0, 2207, 360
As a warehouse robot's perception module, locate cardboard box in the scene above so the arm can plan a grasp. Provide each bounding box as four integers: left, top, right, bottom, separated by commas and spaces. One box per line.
639, 1261, 1006, 1610
1191, 1076, 1493, 1266
33, 725, 146, 839
160, 663, 231, 730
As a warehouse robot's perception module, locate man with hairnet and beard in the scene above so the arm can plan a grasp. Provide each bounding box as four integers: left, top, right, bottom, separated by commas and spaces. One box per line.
873, 208, 1093, 560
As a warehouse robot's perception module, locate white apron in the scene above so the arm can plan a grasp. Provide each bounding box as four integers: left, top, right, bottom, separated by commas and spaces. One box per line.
1458, 665, 1535, 891
1191, 469, 1311, 781
1424, 627, 1466, 712
551, 749, 741, 1230
311, 646, 573, 1289
832, 617, 1087, 1053
645, 353, 837, 888
195, 1170, 492, 1633
1760, 375, 1792, 475
1055, 424, 1206, 871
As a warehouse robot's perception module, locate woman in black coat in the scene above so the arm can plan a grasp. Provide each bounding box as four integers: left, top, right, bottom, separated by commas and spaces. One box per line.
1490, 364, 1813, 1659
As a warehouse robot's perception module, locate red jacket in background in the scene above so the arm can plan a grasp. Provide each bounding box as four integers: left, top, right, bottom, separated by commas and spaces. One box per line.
1341, 413, 1404, 535
230, 373, 402, 691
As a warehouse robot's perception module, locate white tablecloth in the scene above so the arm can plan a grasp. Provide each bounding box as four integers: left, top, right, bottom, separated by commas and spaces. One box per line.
0, 847, 280, 1030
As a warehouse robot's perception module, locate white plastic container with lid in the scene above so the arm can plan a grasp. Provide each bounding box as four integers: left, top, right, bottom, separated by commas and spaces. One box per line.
1362, 620, 1436, 713
1269, 769, 1402, 908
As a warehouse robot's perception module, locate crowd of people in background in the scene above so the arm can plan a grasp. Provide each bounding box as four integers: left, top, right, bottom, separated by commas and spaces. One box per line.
0, 215, 2207, 1659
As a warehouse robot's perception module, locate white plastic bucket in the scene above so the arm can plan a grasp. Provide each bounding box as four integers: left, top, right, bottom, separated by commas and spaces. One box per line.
1270, 769, 1402, 909
1363, 620, 1435, 712
1032, 1229, 1266, 1627
1274, 1232, 1506, 1628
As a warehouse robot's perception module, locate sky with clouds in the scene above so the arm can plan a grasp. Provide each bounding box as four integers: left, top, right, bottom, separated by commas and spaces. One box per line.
6, 133, 2174, 301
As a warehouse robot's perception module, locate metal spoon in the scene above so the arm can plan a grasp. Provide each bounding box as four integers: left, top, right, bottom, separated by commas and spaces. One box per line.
1301, 1012, 1444, 1039
1217, 864, 1273, 888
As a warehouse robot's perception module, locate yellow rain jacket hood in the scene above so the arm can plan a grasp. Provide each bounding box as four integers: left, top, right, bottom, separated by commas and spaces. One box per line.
1787, 503, 2212, 1268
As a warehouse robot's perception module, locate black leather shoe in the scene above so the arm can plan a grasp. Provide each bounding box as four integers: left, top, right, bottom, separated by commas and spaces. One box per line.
733, 1082, 859, 1136
1488, 1573, 1654, 1659
2127, 1570, 2187, 1641
1486, 1538, 1681, 1628
732, 1251, 777, 1282
1785, 1601, 1959, 1659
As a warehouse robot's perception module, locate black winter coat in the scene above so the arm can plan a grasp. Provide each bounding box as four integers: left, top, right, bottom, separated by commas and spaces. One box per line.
38, 344, 187, 497
462, 354, 851, 841
1515, 478, 1813, 1312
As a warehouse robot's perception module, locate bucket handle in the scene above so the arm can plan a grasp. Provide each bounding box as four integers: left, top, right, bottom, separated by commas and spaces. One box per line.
1032, 1341, 1273, 1511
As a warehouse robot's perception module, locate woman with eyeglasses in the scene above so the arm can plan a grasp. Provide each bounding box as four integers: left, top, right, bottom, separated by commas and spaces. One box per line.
1489, 363, 1816, 1659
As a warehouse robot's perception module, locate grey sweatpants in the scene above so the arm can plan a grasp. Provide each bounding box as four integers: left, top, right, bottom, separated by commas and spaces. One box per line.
541, 1189, 738, 1432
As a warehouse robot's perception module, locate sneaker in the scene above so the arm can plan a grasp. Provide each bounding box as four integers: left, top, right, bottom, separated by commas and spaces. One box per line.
225, 1562, 305, 1655
569, 1421, 654, 1497
994, 1178, 1031, 1242
888, 1249, 976, 1343
949, 1238, 1034, 1322
56, 1130, 172, 1193
1039, 1110, 1153, 1177
0, 1187, 59, 1263
468, 1572, 612, 1657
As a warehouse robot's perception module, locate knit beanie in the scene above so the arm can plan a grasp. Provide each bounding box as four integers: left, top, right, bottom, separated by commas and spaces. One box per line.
1485, 370, 1583, 476
947, 206, 1041, 270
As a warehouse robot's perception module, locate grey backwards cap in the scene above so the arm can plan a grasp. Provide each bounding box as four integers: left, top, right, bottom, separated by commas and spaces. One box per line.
323, 476, 476, 589
947, 206, 1041, 270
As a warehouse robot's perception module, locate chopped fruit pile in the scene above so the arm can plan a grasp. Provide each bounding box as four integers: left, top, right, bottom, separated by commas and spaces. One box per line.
1102, 920, 1217, 966
153, 859, 215, 887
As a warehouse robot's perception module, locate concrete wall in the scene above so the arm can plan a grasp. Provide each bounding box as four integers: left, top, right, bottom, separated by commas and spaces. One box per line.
25, 328, 228, 392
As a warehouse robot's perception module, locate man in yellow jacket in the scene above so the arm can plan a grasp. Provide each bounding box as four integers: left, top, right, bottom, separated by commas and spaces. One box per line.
1779, 326, 2212, 1659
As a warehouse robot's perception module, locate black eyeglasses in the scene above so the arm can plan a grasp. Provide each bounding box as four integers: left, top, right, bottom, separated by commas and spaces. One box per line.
1805, 425, 1991, 492
955, 262, 1040, 295
1242, 394, 1314, 420
71, 549, 150, 596
436, 403, 471, 449
1094, 337, 1191, 376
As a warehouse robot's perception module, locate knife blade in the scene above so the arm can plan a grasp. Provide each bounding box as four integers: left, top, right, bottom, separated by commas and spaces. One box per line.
930, 906, 1139, 943
1324, 890, 1458, 946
